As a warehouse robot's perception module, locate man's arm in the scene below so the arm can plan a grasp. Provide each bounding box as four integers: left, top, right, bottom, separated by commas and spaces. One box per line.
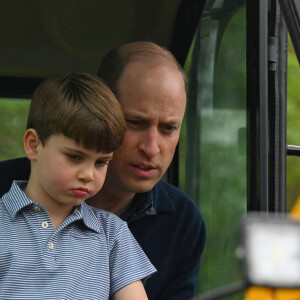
112, 280, 148, 300
156, 207, 206, 300
0, 157, 30, 196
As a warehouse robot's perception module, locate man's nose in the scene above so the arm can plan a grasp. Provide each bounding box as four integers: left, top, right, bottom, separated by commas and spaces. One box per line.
138, 128, 160, 157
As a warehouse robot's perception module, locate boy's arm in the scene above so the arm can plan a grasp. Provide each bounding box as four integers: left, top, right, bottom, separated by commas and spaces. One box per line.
112, 280, 148, 300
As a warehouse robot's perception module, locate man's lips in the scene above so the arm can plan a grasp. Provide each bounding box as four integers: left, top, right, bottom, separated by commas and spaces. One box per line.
71, 187, 90, 196
132, 162, 157, 170
130, 163, 159, 177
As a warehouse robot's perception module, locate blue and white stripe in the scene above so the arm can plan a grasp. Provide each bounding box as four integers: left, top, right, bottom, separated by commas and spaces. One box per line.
0, 181, 156, 299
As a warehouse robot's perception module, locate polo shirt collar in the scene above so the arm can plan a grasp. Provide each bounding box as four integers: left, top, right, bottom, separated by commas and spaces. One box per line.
77, 202, 102, 233
2, 180, 34, 219
2, 180, 101, 233
120, 181, 175, 223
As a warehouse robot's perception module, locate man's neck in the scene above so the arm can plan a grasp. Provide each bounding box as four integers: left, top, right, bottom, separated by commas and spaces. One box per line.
86, 184, 136, 216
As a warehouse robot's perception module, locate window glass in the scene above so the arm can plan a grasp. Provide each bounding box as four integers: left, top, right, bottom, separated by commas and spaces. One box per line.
287, 37, 300, 212
180, 1, 246, 298
0, 99, 30, 161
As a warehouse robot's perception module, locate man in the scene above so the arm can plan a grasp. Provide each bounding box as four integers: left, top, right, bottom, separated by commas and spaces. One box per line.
0, 42, 206, 299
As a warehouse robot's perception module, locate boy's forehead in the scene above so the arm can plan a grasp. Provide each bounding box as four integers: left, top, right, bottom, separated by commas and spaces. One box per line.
64, 145, 113, 156
47, 134, 113, 156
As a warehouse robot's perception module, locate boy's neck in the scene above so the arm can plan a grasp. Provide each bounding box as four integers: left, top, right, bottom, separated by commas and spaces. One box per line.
86, 184, 135, 216
25, 177, 74, 231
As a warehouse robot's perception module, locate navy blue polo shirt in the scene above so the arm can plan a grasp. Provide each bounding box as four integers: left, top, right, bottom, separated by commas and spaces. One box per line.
121, 180, 206, 300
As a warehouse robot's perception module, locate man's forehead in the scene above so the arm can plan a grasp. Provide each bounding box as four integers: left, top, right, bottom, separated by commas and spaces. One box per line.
119, 63, 186, 97
123, 105, 185, 123
118, 60, 186, 117
124, 60, 181, 77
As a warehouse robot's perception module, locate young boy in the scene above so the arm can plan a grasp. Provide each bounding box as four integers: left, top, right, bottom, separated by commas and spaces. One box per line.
0, 73, 156, 299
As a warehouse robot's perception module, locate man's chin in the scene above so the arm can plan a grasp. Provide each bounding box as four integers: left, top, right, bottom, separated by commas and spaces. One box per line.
128, 179, 159, 194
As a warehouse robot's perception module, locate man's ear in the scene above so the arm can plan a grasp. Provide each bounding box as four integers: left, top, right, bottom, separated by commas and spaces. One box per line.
23, 129, 41, 160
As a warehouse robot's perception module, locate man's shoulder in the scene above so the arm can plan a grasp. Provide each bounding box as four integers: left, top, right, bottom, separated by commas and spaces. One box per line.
0, 157, 30, 197
150, 181, 205, 230
155, 181, 199, 212
156, 180, 190, 196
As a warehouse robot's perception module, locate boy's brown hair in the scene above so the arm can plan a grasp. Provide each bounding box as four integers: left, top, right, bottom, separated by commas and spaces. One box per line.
27, 73, 126, 153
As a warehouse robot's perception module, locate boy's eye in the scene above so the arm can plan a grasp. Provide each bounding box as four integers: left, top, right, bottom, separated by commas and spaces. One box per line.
67, 154, 81, 161
96, 160, 109, 166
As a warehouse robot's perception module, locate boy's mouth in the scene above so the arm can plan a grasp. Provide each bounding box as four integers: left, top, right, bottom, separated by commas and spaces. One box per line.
71, 187, 89, 196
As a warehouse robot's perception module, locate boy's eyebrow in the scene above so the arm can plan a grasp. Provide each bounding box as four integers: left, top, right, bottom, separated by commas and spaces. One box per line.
64, 147, 113, 159
99, 154, 114, 160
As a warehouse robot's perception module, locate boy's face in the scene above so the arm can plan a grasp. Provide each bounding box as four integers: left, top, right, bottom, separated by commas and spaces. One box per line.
26, 132, 113, 212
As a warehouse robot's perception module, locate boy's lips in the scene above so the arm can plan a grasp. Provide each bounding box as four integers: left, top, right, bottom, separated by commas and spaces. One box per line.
71, 187, 90, 196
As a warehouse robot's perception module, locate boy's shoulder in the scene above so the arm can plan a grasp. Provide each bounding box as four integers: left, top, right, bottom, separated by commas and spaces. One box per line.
87, 204, 126, 233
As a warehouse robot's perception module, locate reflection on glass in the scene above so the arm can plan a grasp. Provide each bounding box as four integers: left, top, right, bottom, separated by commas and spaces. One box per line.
181, 1, 246, 298
286, 38, 300, 212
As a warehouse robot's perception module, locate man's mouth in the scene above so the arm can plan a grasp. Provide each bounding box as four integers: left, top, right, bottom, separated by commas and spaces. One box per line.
134, 162, 157, 170
138, 165, 152, 170
130, 163, 158, 178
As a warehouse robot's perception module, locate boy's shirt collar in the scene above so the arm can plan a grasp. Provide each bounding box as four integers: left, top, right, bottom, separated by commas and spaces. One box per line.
2, 180, 33, 219
2, 180, 101, 233
78, 202, 102, 233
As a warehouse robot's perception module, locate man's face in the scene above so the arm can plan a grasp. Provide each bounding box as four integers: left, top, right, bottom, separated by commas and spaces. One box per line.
105, 62, 186, 194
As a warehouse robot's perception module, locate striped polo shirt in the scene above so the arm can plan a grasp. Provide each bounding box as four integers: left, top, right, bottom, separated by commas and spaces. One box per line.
0, 181, 156, 299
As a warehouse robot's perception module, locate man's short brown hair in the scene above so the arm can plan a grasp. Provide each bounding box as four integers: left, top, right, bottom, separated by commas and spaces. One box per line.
97, 41, 187, 98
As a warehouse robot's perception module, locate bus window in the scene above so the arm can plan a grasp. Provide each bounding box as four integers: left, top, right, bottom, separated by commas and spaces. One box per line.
0, 99, 30, 161
180, 0, 246, 298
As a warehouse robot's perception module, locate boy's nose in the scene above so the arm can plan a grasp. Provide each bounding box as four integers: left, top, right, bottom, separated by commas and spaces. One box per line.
78, 166, 94, 182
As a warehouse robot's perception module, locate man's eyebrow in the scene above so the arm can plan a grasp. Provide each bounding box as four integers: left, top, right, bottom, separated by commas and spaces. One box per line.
165, 119, 181, 124
162, 119, 183, 127
123, 112, 145, 118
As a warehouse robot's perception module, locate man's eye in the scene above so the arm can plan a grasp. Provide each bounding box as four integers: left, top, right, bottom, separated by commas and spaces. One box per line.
164, 125, 176, 132
126, 119, 141, 126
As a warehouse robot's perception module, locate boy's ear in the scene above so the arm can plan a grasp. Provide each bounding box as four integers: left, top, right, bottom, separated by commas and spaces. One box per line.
23, 129, 41, 160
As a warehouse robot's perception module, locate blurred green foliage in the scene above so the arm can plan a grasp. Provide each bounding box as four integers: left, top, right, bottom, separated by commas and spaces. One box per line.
0, 99, 30, 161
287, 39, 300, 211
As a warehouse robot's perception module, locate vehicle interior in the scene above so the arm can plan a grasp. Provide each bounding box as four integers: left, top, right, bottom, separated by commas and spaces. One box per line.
1, 0, 300, 299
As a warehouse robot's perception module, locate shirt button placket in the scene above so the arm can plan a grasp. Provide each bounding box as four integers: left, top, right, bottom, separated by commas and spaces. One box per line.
34, 206, 41, 212
42, 221, 49, 229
